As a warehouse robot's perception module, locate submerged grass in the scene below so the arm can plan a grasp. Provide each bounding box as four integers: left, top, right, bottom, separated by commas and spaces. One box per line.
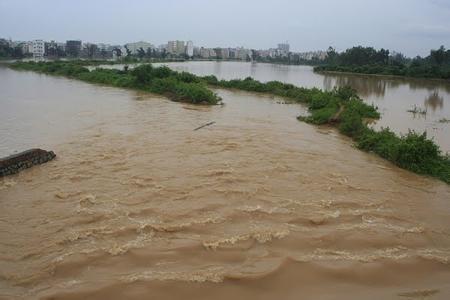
9, 61, 450, 184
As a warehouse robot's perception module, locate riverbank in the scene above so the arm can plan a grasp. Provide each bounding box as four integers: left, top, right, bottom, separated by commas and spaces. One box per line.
314, 69, 450, 84
314, 65, 450, 81
8, 61, 450, 184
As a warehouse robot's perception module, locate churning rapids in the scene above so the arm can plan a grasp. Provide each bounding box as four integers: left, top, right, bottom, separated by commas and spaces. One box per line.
1, 63, 450, 300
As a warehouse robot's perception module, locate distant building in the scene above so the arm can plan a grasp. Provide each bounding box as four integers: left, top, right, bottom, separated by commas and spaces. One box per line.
32, 40, 45, 58
45, 40, 59, 57
66, 40, 82, 57
97, 43, 112, 51
278, 42, 290, 53
214, 48, 230, 59
193, 46, 201, 57
298, 50, 327, 61
199, 47, 216, 59
21, 41, 33, 55
167, 40, 185, 55
81, 43, 100, 58
125, 41, 153, 54
185, 41, 194, 57
235, 47, 250, 60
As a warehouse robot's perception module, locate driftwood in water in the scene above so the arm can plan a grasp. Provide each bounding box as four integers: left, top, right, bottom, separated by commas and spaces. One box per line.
194, 121, 216, 131
0, 149, 56, 177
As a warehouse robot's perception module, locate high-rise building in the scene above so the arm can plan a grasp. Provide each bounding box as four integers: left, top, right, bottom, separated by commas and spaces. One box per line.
167, 40, 185, 55
32, 40, 45, 58
66, 40, 82, 57
185, 41, 194, 57
277, 42, 290, 53
277, 42, 290, 57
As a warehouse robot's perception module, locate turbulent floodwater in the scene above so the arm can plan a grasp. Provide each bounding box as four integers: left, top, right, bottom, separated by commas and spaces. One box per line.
1, 65, 450, 300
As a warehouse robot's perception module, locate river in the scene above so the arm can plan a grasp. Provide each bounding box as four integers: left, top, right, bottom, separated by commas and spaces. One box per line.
1, 63, 450, 300
156, 61, 450, 153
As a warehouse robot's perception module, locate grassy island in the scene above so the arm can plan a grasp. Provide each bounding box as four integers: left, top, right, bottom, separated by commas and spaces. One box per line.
10, 61, 221, 105
9, 61, 450, 183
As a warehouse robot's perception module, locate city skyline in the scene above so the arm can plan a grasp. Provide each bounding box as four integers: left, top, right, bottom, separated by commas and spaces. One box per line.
2, 37, 329, 63
1, 0, 450, 57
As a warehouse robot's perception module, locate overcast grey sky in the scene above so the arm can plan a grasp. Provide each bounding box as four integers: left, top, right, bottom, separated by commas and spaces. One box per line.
1, 0, 449, 56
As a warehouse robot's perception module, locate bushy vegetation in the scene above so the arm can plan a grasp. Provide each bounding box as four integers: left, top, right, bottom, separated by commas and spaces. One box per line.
10, 61, 221, 105
357, 129, 449, 181
9, 61, 449, 183
316, 46, 450, 80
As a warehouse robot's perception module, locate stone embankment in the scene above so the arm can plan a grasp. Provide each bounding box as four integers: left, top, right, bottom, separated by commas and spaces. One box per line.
0, 149, 56, 177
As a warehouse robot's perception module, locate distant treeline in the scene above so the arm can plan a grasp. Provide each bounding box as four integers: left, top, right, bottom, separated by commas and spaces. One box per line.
9, 61, 450, 184
315, 46, 450, 80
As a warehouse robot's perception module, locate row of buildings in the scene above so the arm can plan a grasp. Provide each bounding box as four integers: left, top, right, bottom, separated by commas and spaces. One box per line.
1, 38, 327, 62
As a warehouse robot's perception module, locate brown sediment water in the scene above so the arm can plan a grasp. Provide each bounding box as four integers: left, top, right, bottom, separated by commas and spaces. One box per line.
158, 61, 450, 153
1, 65, 450, 300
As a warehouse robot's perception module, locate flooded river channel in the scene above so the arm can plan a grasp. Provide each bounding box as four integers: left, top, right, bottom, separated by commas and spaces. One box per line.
1, 64, 450, 300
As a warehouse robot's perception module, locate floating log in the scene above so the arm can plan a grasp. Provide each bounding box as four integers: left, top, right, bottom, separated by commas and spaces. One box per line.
0, 149, 56, 177
194, 121, 216, 131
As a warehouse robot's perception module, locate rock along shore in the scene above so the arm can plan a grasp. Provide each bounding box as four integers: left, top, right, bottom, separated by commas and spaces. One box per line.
0, 149, 56, 177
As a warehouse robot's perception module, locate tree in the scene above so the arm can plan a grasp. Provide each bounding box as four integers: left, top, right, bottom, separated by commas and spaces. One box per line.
86, 44, 98, 59
326, 46, 338, 64
12, 46, 23, 58
430, 46, 446, 65
113, 47, 122, 59
100, 49, 108, 59
137, 47, 146, 59
124, 45, 132, 57
146, 47, 153, 58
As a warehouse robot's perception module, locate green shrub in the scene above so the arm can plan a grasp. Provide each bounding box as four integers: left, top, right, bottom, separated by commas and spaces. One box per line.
339, 112, 364, 137
395, 132, 440, 171
306, 101, 340, 124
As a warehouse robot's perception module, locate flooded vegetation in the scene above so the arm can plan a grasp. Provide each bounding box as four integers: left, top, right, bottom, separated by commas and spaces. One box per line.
11, 61, 221, 105
1, 63, 450, 299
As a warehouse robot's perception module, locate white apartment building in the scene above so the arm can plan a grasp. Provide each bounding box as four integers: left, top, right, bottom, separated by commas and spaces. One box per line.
21, 41, 33, 55
32, 40, 45, 58
185, 41, 194, 57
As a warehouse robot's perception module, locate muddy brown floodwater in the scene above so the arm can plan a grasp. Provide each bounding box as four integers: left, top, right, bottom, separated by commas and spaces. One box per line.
1, 65, 450, 300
